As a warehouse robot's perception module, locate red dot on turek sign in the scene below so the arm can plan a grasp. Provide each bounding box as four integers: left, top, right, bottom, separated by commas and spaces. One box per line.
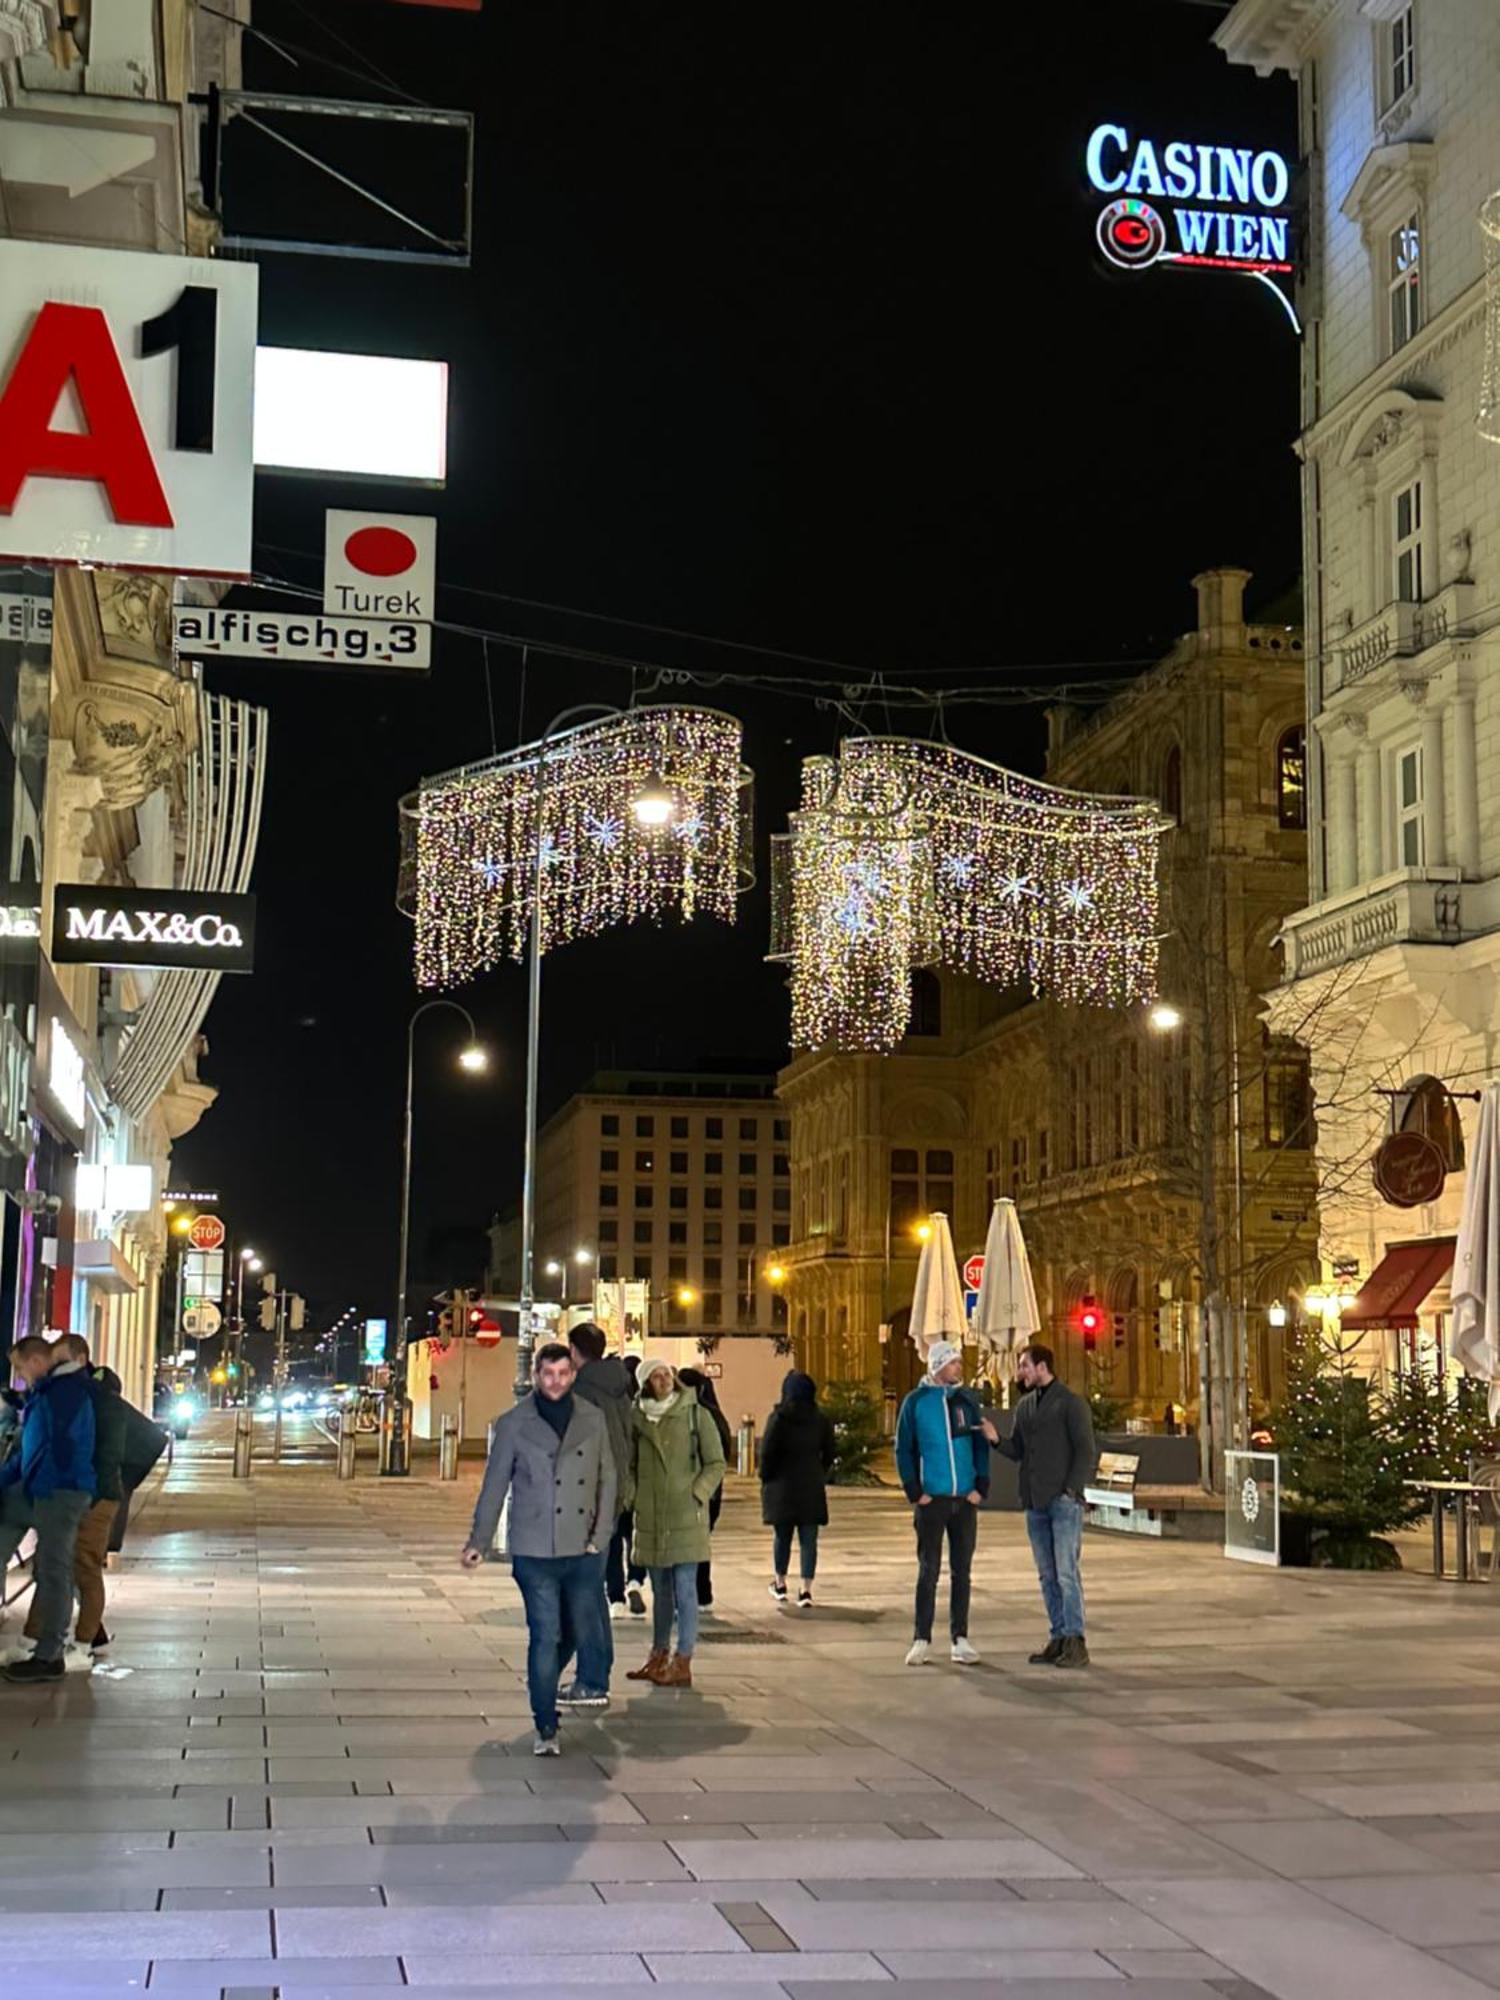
323, 509, 436, 623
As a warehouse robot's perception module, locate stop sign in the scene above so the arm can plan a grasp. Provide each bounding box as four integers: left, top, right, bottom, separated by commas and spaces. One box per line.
188, 1214, 226, 1251
963, 1253, 985, 1292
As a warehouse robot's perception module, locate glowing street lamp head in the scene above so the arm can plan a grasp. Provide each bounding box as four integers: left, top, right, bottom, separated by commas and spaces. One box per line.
914, 1220, 933, 1243
574, 1247, 592, 1265
172, 1214, 192, 1235
631, 780, 677, 829
676, 1285, 698, 1307
240, 1246, 257, 1262
767, 1262, 787, 1285
1148, 1002, 1183, 1033
544, 1260, 562, 1277
458, 1043, 488, 1073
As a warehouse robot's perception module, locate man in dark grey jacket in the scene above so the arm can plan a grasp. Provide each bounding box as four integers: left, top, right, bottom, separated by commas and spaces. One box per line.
461, 1344, 617, 1754
987, 1341, 1096, 1669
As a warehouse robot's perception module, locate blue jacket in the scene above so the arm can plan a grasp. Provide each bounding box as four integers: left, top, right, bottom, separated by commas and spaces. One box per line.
895, 1381, 991, 1501
0, 1362, 97, 1501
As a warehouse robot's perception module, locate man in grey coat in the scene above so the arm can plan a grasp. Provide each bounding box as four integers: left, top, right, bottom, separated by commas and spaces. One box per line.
462, 1343, 617, 1754
986, 1341, 1096, 1669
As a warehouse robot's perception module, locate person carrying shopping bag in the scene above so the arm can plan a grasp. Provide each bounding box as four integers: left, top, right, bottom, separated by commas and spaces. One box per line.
624, 1359, 725, 1688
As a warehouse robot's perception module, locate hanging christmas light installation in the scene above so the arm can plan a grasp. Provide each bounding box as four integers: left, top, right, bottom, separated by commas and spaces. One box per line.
769, 736, 1169, 1051
401, 706, 753, 990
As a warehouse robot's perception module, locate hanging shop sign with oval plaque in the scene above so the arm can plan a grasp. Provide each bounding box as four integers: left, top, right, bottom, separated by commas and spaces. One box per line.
1373, 1130, 1447, 1209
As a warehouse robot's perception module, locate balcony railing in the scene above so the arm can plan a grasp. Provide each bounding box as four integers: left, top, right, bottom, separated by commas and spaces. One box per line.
1329, 584, 1477, 693
1280, 869, 1464, 979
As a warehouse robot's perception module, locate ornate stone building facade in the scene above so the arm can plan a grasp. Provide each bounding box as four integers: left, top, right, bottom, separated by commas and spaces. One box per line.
778, 570, 1320, 1423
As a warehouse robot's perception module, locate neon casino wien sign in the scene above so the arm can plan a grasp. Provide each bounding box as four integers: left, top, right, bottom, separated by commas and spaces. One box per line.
1085, 124, 1292, 277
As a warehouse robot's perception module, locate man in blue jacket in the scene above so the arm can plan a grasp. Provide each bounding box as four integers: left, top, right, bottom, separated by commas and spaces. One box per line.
0, 1335, 96, 1684
895, 1340, 990, 1667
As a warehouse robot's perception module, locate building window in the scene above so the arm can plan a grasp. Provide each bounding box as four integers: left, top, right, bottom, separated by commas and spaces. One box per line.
813, 1161, 828, 1231
706, 1117, 723, 1139
702, 1292, 722, 1326
774, 1118, 790, 1142
925, 1148, 954, 1214
1383, 4, 1415, 110
795, 1167, 809, 1238
635, 1150, 654, 1173
634, 1185, 654, 1209
890, 1147, 921, 1232
599, 1148, 618, 1171
1160, 743, 1182, 823
908, 968, 942, 1036
704, 1220, 722, 1246
1264, 1042, 1313, 1149
1277, 725, 1307, 831
1393, 478, 1424, 602
598, 1219, 618, 1243
670, 1115, 689, 1139
774, 1153, 789, 1177
598, 1252, 617, 1280
634, 1220, 653, 1244
738, 1221, 756, 1245
636, 1115, 654, 1138
772, 1290, 789, 1326
705, 1151, 723, 1176
1387, 214, 1421, 353
773, 1185, 790, 1212
1398, 745, 1423, 866
634, 1255, 653, 1281
771, 1221, 790, 1246
703, 1256, 722, 1285
740, 1117, 758, 1140
739, 1186, 758, 1212
668, 1220, 686, 1245
669, 1185, 688, 1210
601, 1114, 619, 1137
704, 1186, 722, 1210
599, 1184, 618, 1208
668, 1255, 687, 1281
738, 1152, 757, 1176
670, 1151, 688, 1175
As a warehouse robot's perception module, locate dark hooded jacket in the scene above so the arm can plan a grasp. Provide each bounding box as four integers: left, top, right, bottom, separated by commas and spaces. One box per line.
573, 1352, 635, 1508
759, 1371, 836, 1527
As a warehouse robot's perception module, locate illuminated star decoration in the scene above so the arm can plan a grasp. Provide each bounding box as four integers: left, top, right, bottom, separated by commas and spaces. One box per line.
404, 706, 753, 989
769, 738, 1167, 1052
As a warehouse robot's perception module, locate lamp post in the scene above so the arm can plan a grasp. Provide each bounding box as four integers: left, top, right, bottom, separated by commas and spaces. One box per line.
391, 999, 487, 1476
513, 704, 678, 1397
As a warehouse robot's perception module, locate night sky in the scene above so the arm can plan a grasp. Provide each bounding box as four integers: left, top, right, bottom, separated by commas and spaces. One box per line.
174, 0, 1298, 1342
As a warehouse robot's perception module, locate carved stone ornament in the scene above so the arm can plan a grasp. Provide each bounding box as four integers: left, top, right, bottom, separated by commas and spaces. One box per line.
0, 2, 56, 64
69, 685, 190, 810
1398, 677, 1429, 706
1366, 412, 1403, 455
93, 572, 173, 665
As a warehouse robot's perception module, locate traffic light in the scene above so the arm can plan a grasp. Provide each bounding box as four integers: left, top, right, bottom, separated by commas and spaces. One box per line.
226, 1363, 239, 1378
259, 1296, 277, 1331
436, 1308, 455, 1339
289, 1294, 305, 1332
1077, 1295, 1103, 1352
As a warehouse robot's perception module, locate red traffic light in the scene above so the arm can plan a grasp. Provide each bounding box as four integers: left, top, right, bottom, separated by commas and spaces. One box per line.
1076, 1294, 1102, 1350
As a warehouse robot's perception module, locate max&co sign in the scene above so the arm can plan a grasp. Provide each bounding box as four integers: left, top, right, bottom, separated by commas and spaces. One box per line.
51, 885, 256, 974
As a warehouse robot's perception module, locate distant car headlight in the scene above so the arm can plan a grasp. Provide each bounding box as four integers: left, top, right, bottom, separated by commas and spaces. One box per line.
173, 1397, 194, 1420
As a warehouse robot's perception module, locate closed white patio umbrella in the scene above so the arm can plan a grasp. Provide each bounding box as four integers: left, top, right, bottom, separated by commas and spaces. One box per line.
1452, 1080, 1500, 1419
909, 1211, 967, 1360
972, 1196, 1041, 1365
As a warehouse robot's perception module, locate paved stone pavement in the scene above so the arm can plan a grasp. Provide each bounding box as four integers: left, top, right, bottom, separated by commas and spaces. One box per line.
4, 1421, 1500, 1999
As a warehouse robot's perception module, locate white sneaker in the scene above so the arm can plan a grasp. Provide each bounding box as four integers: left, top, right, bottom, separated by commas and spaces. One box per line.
608, 1600, 626, 1621
533, 1731, 561, 1757
905, 1639, 931, 1667
63, 1643, 95, 1675
0, 1639, 33, 1667
951, 1636, 981, 1666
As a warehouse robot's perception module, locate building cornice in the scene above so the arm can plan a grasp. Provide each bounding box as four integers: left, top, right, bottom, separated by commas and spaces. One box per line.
1214, 0, 1340, 77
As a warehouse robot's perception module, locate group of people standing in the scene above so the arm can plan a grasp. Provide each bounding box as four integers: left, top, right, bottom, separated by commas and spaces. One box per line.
0, 1333, 166, 1682
462, 1324, 1097, 1754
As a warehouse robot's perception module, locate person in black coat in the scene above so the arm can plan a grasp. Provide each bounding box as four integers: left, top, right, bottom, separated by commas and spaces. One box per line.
677, 1368, 734, 1609
759, 1371, 835, 1609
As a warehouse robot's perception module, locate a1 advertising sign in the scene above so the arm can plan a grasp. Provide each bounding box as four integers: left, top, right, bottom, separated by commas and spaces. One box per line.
323, 510, 436, 622
0, 241, 257, 575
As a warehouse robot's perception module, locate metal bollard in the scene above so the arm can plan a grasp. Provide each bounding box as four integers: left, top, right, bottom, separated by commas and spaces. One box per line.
439, 1413, 460, 1481
232, 1407, 253, 1479
737, 1415, 756, 1476
379, 1394, 413, 1477
336, 1415, 357, 1481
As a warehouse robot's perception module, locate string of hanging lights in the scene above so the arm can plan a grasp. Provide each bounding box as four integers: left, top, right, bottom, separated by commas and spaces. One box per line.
769, 736, 1170, 1052
402, 705, 753, 990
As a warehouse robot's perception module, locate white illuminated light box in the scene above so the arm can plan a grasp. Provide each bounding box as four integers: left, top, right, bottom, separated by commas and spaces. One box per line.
77, 1163, 153, 1214
253, 348, 449, 484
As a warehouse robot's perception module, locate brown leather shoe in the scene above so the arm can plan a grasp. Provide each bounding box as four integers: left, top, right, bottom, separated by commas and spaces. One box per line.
656, 1653, 693, 1688
626, 1649, 668, 1682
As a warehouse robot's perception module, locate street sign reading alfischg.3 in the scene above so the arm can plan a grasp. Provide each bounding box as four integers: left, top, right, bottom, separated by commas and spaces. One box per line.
173, 605, 430, 671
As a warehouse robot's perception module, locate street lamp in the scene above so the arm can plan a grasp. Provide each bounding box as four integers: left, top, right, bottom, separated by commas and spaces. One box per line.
767, 1262, 787, 1286
631, 778, 677, 829
1147, 1001, 1184, 1033
392, 998, 489, 1476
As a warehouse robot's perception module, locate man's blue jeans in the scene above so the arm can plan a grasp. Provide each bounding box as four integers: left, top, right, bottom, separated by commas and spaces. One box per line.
511, 1552, 612, 1735
1025, 1493, 1086, 1639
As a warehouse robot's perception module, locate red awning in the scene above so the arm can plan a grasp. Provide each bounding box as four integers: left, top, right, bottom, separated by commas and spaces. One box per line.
1339, 1238, 1456, 1331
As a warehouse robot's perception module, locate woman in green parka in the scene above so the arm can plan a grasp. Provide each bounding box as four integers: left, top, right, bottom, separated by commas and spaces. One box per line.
624, 1358, 725, 1687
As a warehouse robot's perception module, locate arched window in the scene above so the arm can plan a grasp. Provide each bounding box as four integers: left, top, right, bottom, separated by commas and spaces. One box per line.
1399, 1075, 1466, 1170
1160, 744, 1183, 823
908, 968, 942, 1037
1277, 725, 1307, 830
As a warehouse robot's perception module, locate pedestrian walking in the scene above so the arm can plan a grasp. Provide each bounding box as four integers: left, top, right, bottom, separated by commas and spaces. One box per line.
625, 1358, 725, 1688
760, 1369, 835, 1608
15, 1336, 126, 1666
460, 1342, 617, 1756
0, 1335, 97, 1684
619, 1354, 648, 1616
676, 1367, 732, 1609
569, 1323, 635, 1621
987, 1340, 1095, 1668
895, 1339, 990, 1667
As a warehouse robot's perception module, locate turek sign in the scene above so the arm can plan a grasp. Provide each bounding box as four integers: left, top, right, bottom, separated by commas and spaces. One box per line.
52, 886, 256, 973
0, 241, 258, 574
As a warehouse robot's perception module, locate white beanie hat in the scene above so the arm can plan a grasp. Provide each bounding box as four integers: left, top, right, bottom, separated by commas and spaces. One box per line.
926, 1340, 962, 1377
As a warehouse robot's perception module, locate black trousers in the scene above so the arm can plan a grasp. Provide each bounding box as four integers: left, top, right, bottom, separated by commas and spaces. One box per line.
913, 1496, 978, 1642
696, 1486, 724, 1606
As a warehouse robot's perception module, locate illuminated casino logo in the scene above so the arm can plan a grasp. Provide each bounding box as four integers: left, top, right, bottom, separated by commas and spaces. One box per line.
1097, 198, 1167, 270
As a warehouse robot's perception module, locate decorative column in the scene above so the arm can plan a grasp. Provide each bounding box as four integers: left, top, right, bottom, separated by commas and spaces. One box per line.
1328, 744, 1359, 894
1451, 692, 1480, 876
1418, 693, 1446, 867
1356, 725, 1383, 883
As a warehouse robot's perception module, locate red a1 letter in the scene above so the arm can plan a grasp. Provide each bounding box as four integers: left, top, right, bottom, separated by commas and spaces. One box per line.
0, 301, 173, 527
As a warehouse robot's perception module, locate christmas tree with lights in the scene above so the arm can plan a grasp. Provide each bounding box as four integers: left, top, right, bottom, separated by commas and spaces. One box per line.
1274, 1327, 1424, 1568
